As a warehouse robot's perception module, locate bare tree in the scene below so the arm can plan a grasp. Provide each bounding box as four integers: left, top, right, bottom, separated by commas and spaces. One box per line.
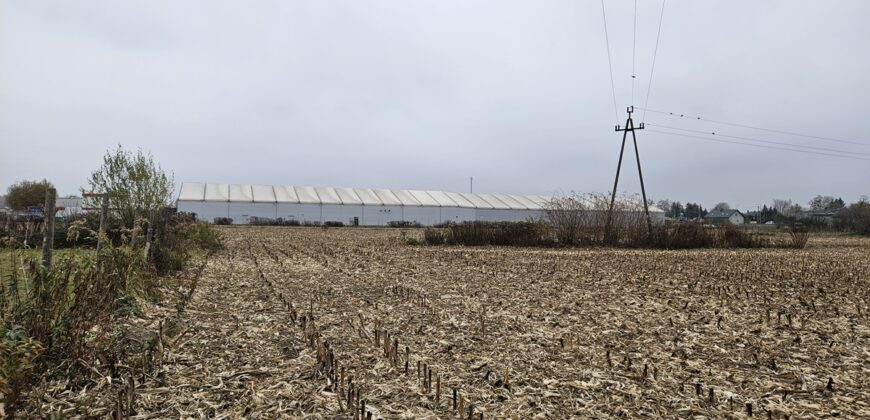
713, 202, 731, 211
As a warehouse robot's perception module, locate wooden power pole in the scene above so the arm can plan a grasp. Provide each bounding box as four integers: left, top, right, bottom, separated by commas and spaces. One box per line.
605, 106, 653, 242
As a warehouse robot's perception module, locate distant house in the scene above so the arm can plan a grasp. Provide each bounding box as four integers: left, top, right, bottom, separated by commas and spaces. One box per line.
797, 211, 836, 227
56, 196, 83, 217
705, 209, 745, 225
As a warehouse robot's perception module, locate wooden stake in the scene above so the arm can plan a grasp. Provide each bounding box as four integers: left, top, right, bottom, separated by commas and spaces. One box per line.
436, 374, 441, 406
480, 306, 486, 336
41, 188, 56, 270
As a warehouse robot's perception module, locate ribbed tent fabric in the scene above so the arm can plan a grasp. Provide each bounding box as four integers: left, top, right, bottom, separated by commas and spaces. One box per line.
178, 183, 581, 210
176, 182, 664, 225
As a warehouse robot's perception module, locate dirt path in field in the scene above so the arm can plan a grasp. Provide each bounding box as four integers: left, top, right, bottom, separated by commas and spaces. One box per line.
135, 239, 339, 418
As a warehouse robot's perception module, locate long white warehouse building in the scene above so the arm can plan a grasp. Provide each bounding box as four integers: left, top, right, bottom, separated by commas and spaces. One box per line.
176, 182, 664, 226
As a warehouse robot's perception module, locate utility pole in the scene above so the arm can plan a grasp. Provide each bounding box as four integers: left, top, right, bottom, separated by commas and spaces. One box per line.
470, 177, 473, 194
605, 106, 653, 242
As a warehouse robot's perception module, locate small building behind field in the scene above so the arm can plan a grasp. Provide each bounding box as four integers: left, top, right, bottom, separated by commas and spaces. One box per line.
56, 196, 83, 217
176, 182, 666, 226
704, 209, 745, 225
797, 211, 837, 227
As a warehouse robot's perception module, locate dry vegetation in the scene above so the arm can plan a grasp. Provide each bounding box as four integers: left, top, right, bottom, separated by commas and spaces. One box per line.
26, 227, 869, 418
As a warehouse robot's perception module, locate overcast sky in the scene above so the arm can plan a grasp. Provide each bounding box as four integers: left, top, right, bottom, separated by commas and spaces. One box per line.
2, 0, 868, 210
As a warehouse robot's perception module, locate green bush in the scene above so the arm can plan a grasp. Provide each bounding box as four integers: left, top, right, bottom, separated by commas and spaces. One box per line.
153, 213, 222, 274
185, 221, 223, 251
0, 326, 43, 413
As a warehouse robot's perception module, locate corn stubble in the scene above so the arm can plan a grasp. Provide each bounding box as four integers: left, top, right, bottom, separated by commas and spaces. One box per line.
25, 227, 866, 418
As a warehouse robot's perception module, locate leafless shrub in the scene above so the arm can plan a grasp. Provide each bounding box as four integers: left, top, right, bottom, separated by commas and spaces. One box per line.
423, 228, 447, 245
441, 221, 553, 247
789, 226, 810, 249
388, 221, 423, 228
249, 217, 301, 226
544, 192, 648, 246
542, 193, 782, 249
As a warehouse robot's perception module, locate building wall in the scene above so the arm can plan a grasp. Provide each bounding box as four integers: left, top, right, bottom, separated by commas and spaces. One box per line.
441, 207, 476, 224
229, 202, 276, 224
401, 206, 441, 226
277, 203, 321, 223
730, 213, 745, 224
178, 200, 662, 226
321, 204, 363, 225
476, 209, 542, 222
362, 205, 404, 226
178, 200, 229, 223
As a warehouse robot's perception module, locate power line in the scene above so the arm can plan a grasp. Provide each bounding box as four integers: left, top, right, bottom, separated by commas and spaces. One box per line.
640, 0, 666, 123
631, 0, 637, 106
600, 0, 619, 125
646, 123, 870, 157
647, 128, 870, 161
640, 107, 868, 147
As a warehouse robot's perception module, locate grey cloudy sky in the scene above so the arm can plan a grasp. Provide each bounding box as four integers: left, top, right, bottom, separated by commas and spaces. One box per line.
2, 0, 869, 210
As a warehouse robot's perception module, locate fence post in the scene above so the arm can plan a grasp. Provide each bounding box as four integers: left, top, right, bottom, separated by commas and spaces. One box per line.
144, 212, 153, 261
41, 188, 57, 271
96, 194, 109, 268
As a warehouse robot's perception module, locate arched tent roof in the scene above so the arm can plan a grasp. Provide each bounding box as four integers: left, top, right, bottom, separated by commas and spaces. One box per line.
177, 183, 664, 213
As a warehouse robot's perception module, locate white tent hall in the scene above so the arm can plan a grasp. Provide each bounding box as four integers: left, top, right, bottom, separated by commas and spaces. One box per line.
176, 182, 664, 226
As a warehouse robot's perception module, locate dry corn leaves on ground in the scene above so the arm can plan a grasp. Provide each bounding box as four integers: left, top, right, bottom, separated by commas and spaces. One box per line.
24, 227, 870, 418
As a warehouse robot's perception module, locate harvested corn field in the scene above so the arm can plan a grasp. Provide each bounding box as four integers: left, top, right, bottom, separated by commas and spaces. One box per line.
135, 227, 868, 418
